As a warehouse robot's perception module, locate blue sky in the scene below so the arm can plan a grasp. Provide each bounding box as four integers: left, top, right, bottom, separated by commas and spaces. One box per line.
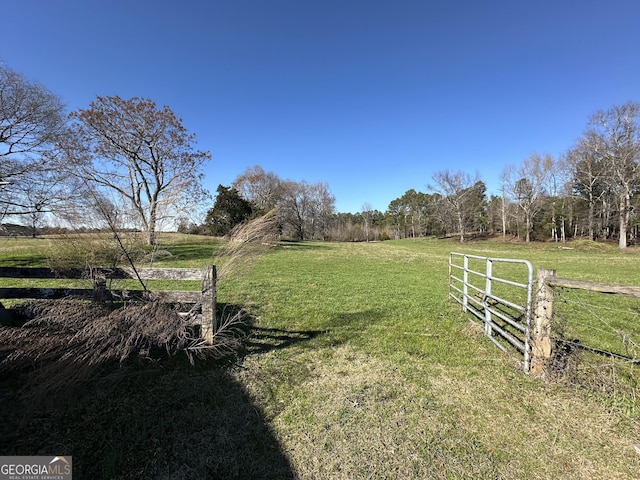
3, 0, 640, 213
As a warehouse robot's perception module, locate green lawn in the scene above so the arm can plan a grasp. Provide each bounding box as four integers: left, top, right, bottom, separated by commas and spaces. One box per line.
0, 234, 639, 479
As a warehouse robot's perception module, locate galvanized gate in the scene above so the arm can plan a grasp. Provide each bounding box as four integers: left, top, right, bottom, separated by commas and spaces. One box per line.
448, 252, 534, 372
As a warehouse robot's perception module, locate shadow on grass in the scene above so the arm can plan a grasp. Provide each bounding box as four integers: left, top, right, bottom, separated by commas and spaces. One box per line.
0, 252, 49, 267
217, 302, 326, 357
277, 240, 331, 250
243, 327, 325, 356
0, 303, 302, 479
161, 242, 221, 262
326, 309, 387, 342
241, 310, 388, 351
0, 363, 297, 480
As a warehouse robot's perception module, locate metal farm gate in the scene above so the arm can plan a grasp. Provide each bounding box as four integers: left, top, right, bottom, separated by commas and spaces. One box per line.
449, 252, 534, 372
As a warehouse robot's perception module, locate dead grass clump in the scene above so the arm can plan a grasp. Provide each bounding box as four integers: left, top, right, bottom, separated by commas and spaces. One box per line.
0, 300, 248, 403
12, 298, 111, 327
547, 342, 639, 419
547, 312, 639, 418
546, 338, 583, 381
215, 209, 279, 279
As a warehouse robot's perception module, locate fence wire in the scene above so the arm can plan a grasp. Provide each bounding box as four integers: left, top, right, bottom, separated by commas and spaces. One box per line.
550, 286, 640, 417
552, 287, 640, 361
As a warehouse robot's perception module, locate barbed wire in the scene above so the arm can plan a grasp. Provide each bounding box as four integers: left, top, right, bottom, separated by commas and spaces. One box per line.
552, 286, 640, 361
548, 286, 639, 421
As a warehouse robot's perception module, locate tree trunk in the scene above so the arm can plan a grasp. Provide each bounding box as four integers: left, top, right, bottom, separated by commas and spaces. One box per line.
501, 194, 506, 239
588, 191, 595, 240
146, 201, 158, 245
618, 192, 630, 249
551, 200, 557, 242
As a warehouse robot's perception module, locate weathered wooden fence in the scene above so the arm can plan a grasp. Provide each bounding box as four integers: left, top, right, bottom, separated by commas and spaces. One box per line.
0, 265, 217, 344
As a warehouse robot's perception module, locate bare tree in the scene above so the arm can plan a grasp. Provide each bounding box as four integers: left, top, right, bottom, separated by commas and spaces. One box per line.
276, 179, 335, 240
279, 180, 311, 240
13, 166, 77, 236
430, 170, 482, 242
498, 167, 513, 239
503, 153, 553, 242
584, 102, 640, 249
565, 133, 610, 240
68, 96, 211, 245
311, 182, 335, 241
0, 64, 66, 219
0, 64, 65, 165
361, 202, 373, 242
232, 165, 283, 213
231, 168, 335, 241
543, 155, 571, 242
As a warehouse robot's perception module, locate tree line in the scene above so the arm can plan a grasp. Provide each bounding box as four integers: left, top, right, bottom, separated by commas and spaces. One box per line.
192, 100, 640, 250
2, 62, 639, 248
412, 102, 640, 249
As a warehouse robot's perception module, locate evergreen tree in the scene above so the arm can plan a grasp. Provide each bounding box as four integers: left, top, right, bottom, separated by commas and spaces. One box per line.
204, 185, 253, 236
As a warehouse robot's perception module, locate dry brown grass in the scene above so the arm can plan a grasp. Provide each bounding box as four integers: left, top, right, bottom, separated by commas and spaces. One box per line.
236, 345, 497, 479
427, 364, 640, 479
0, 299, 247, 404
234, 343, 640, 479
214, 209, 280, 279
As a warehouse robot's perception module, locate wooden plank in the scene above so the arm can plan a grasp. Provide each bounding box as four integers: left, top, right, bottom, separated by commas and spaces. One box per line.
0, 266, 203, 280
136, 290, 201, 303
547, 276, 640, 298
0, 287, 201, 303
0, 267, 83, 279
103, 267, 203, 280
0, 265, 212, 312
0, 287, 94, 299
105, 289, 202, 304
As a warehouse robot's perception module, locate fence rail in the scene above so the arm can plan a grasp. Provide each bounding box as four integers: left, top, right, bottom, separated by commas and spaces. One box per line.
0, 265, 217, 343
546, 275, 640, 297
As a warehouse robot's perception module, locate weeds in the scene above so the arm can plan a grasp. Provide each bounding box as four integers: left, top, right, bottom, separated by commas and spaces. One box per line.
214, 209, 279, 280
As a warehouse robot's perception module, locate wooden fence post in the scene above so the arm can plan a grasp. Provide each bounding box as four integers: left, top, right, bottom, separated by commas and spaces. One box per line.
530, 268, 555, 375
201, 265, 216, 345
92, 275, 109, 302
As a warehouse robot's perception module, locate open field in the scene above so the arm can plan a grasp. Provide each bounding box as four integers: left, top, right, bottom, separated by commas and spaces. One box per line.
0, 234, 639, 479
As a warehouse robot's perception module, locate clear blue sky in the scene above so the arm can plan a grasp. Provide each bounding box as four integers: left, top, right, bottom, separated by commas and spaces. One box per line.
3, 0, 640, 213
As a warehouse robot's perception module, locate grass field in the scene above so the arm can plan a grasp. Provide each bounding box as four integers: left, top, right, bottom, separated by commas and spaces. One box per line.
0, 234, 639, 479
